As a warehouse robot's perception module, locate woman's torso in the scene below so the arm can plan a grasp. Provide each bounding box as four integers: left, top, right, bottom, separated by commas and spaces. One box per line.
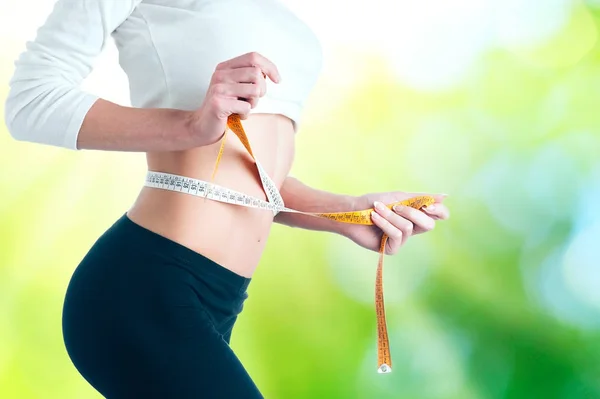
128, 114, 295, 277
118, 0, 322, 277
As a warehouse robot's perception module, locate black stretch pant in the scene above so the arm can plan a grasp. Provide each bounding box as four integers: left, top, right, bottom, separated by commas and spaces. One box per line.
62, 214, 263, 398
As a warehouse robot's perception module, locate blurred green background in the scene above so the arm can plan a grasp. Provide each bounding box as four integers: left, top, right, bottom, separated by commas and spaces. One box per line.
2, 1, 600, 398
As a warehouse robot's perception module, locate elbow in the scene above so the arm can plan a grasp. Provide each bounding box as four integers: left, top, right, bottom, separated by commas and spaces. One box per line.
3, 78, 98, 150
4, 94, 28, 142
4, 80, 46, 144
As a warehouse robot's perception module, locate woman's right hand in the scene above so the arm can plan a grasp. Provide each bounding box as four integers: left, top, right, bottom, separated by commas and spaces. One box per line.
188, 52, 281, 147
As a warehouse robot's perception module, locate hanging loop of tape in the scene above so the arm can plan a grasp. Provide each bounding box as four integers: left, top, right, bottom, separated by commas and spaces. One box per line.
144, 113, 434, 374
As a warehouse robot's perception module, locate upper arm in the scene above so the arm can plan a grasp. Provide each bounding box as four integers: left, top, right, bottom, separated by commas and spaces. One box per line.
3, 0, 142, 150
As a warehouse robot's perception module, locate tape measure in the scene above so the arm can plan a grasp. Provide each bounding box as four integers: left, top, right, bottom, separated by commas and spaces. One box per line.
144, 114, 434, 374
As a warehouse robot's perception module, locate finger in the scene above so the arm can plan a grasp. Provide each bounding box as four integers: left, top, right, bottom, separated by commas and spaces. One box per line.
215, 52, 281, 83
212, 83, 262, 110
431, 194, 448, 205
245, 96, 260, 109
213, 67, 267, 96
232, 98, 253, 119
421, 203, 450, 220
213, 82, 263, 100
370, 211, 405, 253
212, 97, 252, 120
392, 204, 435, 234
374, 202, 413, 243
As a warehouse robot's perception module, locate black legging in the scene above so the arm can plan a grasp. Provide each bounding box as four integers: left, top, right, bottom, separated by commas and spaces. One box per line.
62, 214, 263, 398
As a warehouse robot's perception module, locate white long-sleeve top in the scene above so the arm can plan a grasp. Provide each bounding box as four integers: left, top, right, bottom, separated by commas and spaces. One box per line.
3, 0, 323, 150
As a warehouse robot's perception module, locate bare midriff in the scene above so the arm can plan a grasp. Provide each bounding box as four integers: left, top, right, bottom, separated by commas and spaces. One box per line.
126, 114, 295, 278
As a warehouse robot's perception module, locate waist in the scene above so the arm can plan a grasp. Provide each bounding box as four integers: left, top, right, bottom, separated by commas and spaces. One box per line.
127, 114, 295, 277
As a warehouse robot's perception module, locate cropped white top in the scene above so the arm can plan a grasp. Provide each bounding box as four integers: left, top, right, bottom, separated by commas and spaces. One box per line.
4, 0, 323, 150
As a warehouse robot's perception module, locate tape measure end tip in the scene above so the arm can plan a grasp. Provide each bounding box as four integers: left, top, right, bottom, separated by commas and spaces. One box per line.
377, 364, 392, 374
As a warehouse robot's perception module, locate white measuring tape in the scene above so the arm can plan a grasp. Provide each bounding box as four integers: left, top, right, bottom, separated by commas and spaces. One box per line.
143, 113, 435, 374
144, 160, 287, 216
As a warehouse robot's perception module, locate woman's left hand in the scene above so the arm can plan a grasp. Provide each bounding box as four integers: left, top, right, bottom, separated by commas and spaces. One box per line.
341, 192, 449, 254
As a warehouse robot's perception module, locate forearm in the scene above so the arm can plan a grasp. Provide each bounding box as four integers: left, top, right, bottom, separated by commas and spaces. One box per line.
274, 176, 354, 234
3, 0, 178, 152
77, 99, 197, 152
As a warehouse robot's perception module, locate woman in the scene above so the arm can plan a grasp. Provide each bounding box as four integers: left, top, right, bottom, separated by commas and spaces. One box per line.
4, 0, 449, 397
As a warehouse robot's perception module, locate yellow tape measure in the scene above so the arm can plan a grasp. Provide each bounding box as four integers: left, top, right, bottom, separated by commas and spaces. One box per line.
216, 113, 435, 373
144, 70, 435, 372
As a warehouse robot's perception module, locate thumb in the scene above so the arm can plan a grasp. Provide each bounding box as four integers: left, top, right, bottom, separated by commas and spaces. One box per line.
405, 192, 448, 203
431, 193, 448, 203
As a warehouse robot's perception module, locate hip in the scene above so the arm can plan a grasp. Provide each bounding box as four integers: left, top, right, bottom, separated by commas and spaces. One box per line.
62, 214, 257, 396
65, 213, 252, 326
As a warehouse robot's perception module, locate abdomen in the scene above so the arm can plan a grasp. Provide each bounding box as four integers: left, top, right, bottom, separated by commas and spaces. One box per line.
127, 113, 295, 277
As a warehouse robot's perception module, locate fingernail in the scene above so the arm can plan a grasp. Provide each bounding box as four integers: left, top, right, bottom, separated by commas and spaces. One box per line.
373, 201, 385, 211
393, 205, 404, 212
440, 193, 449, 197
424, 204, 436, 212
371, 211, 380, 219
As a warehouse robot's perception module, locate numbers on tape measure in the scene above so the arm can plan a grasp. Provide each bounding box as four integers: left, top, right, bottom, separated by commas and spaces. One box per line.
143, 114, 435, 373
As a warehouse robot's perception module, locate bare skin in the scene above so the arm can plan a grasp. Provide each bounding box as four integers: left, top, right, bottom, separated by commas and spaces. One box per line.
127, 113, 296, 277
75, 52, 450, 279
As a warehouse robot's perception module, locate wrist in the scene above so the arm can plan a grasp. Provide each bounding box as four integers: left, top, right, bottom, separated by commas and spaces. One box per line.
335, 194, 360, 237
182, 110, 205, 147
